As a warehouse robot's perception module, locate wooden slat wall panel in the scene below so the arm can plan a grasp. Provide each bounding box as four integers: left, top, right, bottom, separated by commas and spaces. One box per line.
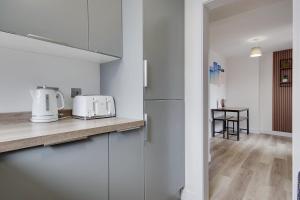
273, 49, 293, 133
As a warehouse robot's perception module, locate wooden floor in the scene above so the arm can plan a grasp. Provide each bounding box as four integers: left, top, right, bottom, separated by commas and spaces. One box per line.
209, 133, 292, 200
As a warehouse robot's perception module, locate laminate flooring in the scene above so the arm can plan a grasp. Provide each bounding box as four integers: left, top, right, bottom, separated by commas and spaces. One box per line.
209, 133, 292, 200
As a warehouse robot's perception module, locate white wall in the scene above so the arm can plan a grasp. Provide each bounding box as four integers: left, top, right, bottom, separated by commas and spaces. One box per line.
259, 52, 273, 133
99, 0, 143, 120
226, 56, 260, 133
226, 52, 289, 135
209, 50, 226, 109
293, 0, 300, 199
0, 47, 100, 112
209, 50, 226, 133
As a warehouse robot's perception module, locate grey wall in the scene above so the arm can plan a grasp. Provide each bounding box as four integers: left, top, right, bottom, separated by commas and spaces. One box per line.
203, 6, 210, 200
100, 0, 143, 119
0, 47, 100, 112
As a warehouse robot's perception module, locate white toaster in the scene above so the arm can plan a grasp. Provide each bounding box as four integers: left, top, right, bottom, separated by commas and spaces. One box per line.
72, 95, 116, 119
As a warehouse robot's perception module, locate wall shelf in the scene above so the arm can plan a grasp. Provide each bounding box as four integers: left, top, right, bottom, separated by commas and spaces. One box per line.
280, 67, 292, 70
280, 82, 292, 87
279, 58, 292, 87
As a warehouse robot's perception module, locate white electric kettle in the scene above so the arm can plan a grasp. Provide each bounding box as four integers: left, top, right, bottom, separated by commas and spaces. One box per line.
30, 85, 65, 123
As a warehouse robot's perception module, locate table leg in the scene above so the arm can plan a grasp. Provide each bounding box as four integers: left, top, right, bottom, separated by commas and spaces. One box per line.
237, 112, 240, 141
232, 121, 235, 133
227, 121, 229, 139
212, 111, 215, 137
223, 120, 226, 139
247, 109, 249, 135
223, 111, 227, 138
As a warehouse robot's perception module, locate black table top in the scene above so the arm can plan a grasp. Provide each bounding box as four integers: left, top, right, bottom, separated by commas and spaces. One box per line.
211, 107, 249, 112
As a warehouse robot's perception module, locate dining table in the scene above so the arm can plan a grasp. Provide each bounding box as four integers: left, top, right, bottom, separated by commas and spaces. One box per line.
211, 107, 249, 141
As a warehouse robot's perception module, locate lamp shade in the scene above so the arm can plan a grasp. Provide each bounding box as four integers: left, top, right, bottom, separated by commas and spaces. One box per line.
250, 47, 262, 57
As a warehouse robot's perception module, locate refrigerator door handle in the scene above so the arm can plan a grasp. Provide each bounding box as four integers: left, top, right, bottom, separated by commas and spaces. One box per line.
144, 113, 149, 143
144, 60, 148, 88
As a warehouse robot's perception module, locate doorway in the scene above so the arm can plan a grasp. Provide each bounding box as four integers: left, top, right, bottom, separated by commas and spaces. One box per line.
205, 0, 293, 199
183, 0, 299, 199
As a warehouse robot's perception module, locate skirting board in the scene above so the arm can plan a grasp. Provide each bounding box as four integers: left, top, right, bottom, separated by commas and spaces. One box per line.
236, 130, 292, 138
249, 129, 260, 134
181, 189, 203, 200
260, 130, 292, 138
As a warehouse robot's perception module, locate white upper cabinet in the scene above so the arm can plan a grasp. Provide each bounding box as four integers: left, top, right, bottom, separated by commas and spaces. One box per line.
0, 0, 89, 50
88, 0, 123, 57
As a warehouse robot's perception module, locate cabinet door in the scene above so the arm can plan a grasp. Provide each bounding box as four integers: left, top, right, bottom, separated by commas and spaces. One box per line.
0, 134, 109, 200
88, 0, 123, 57
109, 129, 144, 200
144, 100, 185, 200
0, 0, 88, 50
144, 0, 184, 100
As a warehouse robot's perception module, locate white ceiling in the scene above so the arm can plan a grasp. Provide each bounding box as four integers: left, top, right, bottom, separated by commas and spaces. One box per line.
207, 0, 285, 22
209, 0, 293, 58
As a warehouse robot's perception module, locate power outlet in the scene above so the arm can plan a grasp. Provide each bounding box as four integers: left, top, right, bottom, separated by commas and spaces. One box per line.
71, 88, 82, 98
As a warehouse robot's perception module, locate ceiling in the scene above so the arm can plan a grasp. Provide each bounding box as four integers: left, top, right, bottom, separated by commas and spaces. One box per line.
209, 0, 293, 58
207, 0, 285, 22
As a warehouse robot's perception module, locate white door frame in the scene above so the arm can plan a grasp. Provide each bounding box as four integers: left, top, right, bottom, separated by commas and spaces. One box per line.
183, 1, 209, 199
292, 1, 300, 200
183, 0, 300, 200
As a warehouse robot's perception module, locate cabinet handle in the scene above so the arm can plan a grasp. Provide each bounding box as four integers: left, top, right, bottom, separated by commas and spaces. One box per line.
144, 113, 149, 142
27, 34, 69, 47
0, 29, 16, 35
144, 60, 148, 88
179, 186, 185, 197
36, 86, 59, 91
117, 126, 141, 133
44, 136, 88, 146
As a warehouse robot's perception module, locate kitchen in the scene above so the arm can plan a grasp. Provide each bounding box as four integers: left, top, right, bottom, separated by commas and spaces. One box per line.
0, 0, 184, 200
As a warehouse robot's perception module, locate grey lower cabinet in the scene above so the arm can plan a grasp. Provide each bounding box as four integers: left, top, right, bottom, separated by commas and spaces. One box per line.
108, 129, 144, 200
0, 134, 109, 200
88, 0, 123, 57
0, 130, 145, 200
144, 100, 185, 200
0, 0, 88, 50
143, 0, 185, 100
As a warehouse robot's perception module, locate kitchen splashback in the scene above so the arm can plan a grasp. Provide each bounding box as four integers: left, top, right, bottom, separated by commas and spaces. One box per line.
0, 47, 100, 113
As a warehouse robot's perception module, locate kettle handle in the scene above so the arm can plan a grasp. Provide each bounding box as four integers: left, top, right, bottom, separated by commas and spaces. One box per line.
56, 91, 65, 110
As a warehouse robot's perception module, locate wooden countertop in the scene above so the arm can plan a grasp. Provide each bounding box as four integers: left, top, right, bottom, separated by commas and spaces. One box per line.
0, 117, 144, 153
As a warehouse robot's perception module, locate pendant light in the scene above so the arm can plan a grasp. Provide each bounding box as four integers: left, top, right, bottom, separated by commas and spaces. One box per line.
250, 47, 262, 58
